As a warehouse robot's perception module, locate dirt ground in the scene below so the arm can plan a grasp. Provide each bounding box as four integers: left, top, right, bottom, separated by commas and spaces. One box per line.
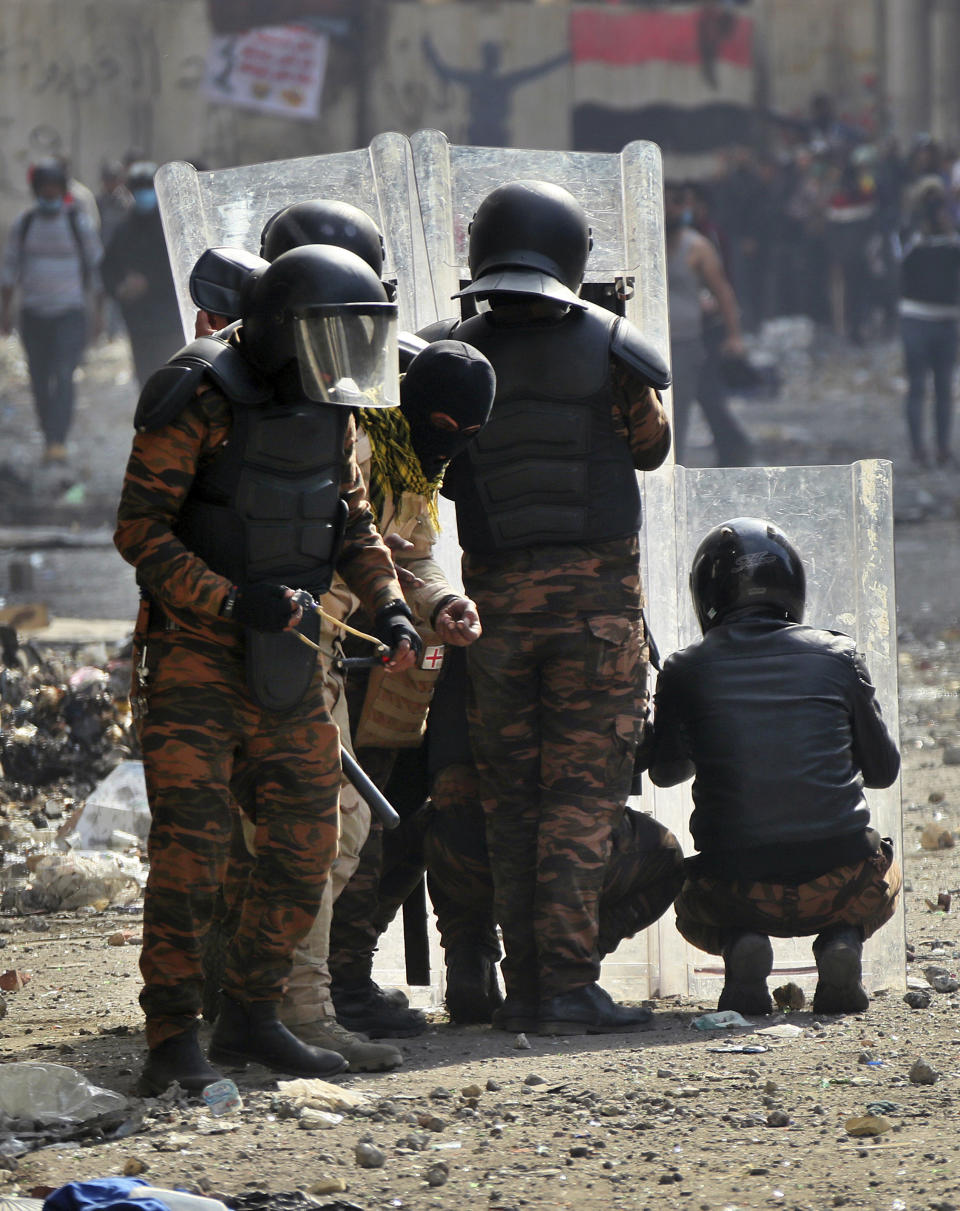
1, 326, 959, 1211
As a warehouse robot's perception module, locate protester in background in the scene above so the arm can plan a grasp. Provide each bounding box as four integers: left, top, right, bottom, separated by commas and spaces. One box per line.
822, 145, 878, 345
897, 177, 960, 468
665, 181, 751, 466
101, 162, 183, 388
0, 157, 103, 465
96, 161, 133, 340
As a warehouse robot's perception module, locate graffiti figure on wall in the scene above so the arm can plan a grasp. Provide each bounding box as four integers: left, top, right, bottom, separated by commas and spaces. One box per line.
422, 36, 569, 148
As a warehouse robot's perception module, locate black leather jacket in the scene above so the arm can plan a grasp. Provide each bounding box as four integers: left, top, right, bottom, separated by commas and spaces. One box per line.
650, 614, 900, 880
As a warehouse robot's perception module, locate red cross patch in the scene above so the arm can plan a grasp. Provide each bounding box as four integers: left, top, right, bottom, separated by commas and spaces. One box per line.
420, 644, 445, 670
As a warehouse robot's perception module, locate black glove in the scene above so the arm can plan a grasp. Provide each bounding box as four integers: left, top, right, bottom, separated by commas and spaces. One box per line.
373, 599, 422, 661
227, 582, 296, 632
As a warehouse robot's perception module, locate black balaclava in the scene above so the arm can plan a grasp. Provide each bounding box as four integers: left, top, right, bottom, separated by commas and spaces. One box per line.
400, 340, 496, 479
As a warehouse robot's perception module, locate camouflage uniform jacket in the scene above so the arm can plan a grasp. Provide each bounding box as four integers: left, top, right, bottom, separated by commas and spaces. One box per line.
114, 383, 404, 644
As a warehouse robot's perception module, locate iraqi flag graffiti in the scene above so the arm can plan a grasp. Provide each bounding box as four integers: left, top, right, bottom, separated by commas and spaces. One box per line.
571, 3, 757, 154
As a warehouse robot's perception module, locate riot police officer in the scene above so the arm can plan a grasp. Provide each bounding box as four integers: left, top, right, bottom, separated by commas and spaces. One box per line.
650, 518, 902, 1015
424, 179, 673, 1035
115, 243, 420, 1093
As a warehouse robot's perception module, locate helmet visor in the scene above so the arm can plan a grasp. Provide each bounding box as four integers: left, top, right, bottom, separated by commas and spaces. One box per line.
293, 303, 399, 408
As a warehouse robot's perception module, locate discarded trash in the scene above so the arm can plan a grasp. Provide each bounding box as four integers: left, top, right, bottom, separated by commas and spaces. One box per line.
754, 1022, 804, 1039
691, 1010, 751, 1031
276, 1077, 367, 1111
920, 822, 955, 850
201, 1079, 243, 1117
297, 1108, 343, 1130
706, 1044, 769, 1054
19, 851, 142, 912
924, 891, 952, 912
66, 760, 150, 849
845, 1114, 892, 1137
0, 1062, 126, 1123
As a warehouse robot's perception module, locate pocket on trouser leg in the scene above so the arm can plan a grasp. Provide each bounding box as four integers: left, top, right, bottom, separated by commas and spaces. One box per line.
607, 712, 641, 801
585, 614, 642, 683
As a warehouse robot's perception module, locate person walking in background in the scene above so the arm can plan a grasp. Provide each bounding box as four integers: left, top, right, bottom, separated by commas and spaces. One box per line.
101, 162, 183, 388
0, 157, 103, 466
897, 177, 960, 468
96, 160, 133, 341
665, 181, 751, 466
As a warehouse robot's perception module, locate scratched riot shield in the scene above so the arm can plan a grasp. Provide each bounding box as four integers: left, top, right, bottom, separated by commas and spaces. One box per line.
156, 131, 434, 342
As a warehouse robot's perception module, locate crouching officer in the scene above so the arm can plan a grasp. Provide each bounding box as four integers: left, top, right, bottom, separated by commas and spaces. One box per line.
650, 518, 902, 1015
115, 243, 420, 1093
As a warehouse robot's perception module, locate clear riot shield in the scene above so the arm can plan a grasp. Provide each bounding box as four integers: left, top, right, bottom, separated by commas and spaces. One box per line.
410, 128, 669, 360
595, 459, 904, 1001
155, 132, 434, 342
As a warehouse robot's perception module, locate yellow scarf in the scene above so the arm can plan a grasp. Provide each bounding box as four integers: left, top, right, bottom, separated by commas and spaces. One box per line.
359, 407, 443, 531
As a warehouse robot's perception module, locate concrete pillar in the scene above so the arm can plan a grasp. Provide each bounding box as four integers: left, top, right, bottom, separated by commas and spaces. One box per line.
929, 0, 960, 145
884, 0, 930, 142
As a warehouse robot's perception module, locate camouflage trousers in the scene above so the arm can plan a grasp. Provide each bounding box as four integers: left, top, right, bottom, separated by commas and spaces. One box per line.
467, 610, 648, 1002
428, 762, 683, 961
138, 627, 340, 1048
675, 839, 902, 955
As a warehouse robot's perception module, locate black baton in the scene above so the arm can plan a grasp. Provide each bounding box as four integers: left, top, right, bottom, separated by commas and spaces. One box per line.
341, 747, 401, 830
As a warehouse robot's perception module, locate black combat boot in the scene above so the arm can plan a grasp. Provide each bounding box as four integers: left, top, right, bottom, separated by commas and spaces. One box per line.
138, 1023, 223, 1095
491, 995, 540, 1033
539, 983, 653, 1036
331, 978, 427, 1038
812, 924, 869, 1014
718, 931, 774, 1015
209, 993, 348, 1077
444, 945, 504, 1025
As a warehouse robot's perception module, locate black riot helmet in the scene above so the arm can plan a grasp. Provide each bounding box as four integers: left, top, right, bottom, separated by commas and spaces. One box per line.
400, 340, 496, 479
454, 179, 592, 309
259, 199, 385, 275
240, 244, 398, 408
689, 517, 806, 633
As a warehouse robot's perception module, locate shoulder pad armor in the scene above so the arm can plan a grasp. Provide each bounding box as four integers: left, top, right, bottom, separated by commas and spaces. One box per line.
416, 317, 460, 343
610, 317, 672, 391
134, 331, 271, 431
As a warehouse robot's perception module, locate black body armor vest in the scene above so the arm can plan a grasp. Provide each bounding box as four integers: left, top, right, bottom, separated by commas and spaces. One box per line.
445, 304, 642, 554
177, 393, 349, 714
176, 397, 348, 598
